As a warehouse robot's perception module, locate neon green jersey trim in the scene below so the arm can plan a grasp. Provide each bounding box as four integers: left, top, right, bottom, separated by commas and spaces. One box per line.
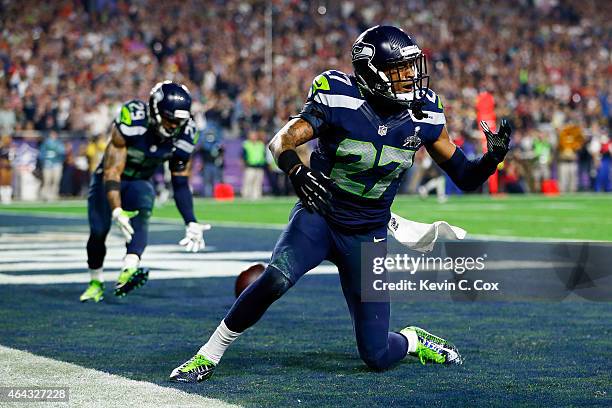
120, 106, 132, 125
311, 74, 331, 95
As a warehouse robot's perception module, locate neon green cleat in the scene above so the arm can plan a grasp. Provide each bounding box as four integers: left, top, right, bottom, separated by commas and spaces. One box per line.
80, 280, 105, 303
169, 354, 216, 383
114, 267, 149, 297
400, 326, 463, 365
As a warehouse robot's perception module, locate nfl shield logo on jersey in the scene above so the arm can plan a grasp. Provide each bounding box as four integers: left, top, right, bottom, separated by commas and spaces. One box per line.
378, 125, 388, 136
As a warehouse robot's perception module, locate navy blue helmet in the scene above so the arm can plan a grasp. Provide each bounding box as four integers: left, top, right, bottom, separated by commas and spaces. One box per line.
149, 81, 192, 138
352, 25, 429, 107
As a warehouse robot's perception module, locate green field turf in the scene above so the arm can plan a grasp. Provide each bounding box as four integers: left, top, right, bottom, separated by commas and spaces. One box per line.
2, 193, 611, 241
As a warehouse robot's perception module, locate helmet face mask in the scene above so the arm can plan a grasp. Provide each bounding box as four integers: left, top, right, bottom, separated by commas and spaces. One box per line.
149, 81, 192, 139
381, 55, 428, 102
352, 25, 429, 107
160, 114, 189, 136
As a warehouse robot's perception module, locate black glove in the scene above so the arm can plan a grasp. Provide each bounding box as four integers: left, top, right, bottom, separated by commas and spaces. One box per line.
289, 164, 334, 216
481, 119, 512, 163
409, 100, 427, 120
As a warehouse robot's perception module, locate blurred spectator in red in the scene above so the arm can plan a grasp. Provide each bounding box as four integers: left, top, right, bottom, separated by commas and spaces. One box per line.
500, 157, 527, 194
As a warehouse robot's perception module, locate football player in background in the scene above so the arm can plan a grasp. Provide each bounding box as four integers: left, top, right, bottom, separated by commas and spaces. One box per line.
171, 25, 511, 381
80, 81, 210, 302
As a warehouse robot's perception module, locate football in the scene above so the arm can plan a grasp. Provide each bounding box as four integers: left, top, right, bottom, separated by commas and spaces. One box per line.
235, 263, 266, 298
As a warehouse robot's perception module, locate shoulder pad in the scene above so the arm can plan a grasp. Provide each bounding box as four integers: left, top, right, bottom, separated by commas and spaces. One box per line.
409, 89, 445, 126
115, 100, 149, 137
308, 70, 362, 99
308, 70, 364, 110
173, 119, 197, 155
420, 89, 444, 114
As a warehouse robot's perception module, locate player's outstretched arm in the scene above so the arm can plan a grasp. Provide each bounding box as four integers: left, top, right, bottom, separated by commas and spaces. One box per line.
427, 120, 512, 191
103, 127, 137, 243
170, 159, 211, 252
268, 118, 334, 216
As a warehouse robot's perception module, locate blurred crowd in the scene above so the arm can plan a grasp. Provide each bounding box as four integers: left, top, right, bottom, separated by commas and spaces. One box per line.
0, 0, 610, 203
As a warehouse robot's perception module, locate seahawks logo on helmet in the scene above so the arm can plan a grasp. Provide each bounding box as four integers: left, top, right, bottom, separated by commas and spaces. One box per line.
351, 42, 375, 60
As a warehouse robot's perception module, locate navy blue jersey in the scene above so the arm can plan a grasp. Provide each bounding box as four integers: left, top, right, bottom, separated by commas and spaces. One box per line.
297, 70, 446, 231
99, 99, 198, 180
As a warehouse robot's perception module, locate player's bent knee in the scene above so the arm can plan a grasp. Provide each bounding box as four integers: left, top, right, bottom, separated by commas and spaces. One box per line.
88, 231, 108, 243
358, 346, 390, 371
359, 352, 388, 371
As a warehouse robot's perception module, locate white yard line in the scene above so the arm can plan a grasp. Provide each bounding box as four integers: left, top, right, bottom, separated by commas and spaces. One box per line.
0, 249, 273, 264
0, 345, 239, 408
0, 264, 340, 285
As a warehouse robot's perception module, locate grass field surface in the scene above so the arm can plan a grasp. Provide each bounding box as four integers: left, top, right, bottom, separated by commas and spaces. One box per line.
2, 193, 611, 241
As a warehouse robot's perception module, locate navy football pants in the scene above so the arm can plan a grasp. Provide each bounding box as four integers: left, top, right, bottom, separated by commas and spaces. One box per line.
86, 172, 154, 270
225, 204, 408, 370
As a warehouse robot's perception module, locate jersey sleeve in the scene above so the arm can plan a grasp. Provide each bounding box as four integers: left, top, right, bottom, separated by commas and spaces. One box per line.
409, 89, 446, 145
293, 72, 337, 136
114, 100, 149, 142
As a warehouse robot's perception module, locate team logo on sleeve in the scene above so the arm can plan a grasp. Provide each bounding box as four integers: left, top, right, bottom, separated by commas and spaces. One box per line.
403, 126, 422, 149
309, 74, 330, 97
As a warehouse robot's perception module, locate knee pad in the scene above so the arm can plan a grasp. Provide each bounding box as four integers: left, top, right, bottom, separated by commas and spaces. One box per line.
259, 266, 293, 300
224, 265, 294, 333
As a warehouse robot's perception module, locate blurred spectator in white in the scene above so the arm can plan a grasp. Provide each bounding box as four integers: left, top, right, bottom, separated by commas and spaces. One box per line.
533, 130, 553, 192
241, 130, 266, 200
417, 157, 447, 203
406, 149, 429, 194
39, 131, 65, 201
0, 97, 16, 135
13, 137, 40, 201
0, 135, 14, 204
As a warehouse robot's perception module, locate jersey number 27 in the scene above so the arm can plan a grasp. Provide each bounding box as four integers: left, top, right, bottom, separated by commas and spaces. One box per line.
330, 139, 414, 199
